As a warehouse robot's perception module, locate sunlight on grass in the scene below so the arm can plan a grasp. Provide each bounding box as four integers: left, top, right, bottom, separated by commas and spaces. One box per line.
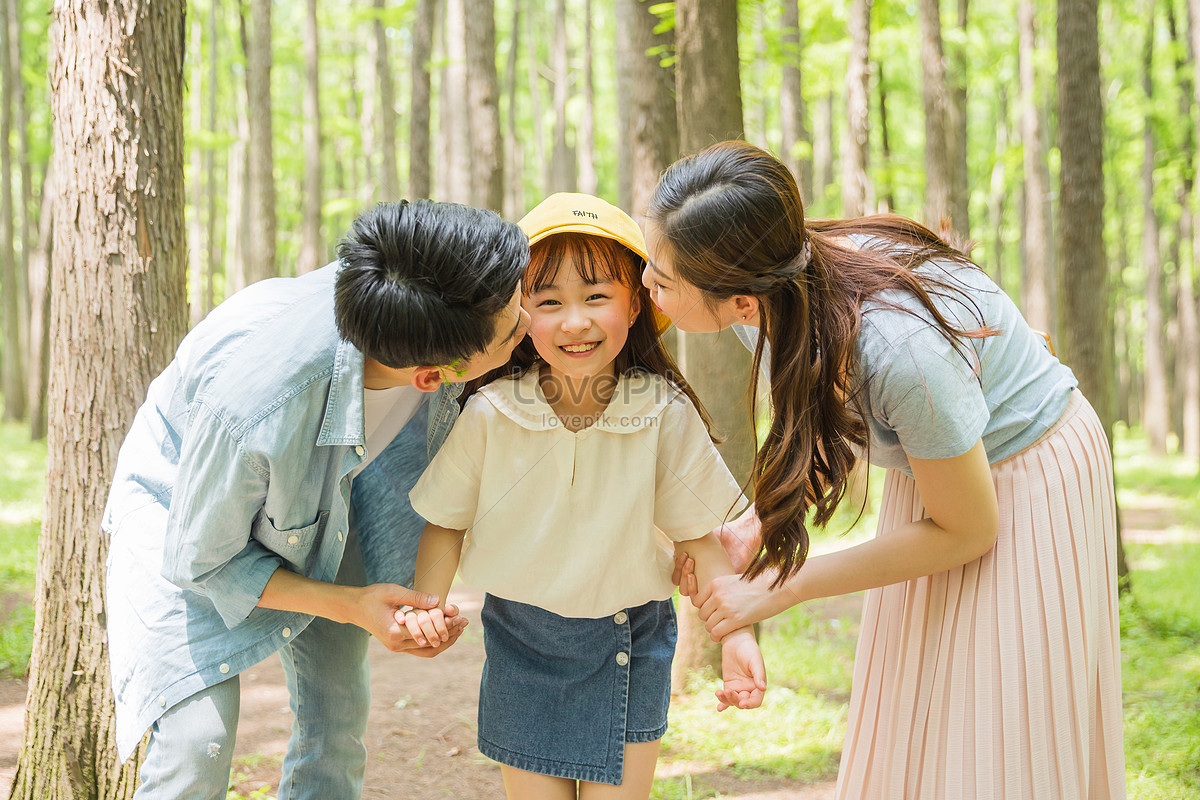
0, 422, 44, 678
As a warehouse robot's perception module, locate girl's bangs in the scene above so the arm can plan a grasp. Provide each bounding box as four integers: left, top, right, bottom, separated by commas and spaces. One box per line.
524, 233, 642, 293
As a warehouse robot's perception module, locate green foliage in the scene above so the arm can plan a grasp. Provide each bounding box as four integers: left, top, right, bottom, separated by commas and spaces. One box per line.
0, 420, 45, 678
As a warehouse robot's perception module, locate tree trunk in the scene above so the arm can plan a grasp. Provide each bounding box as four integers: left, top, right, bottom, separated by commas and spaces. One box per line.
948, 0, 971, 237
204, 0, 218, 313
10, 1, 187, 795
815, 92, 834, 204
0, 0, 25, 421
673, 0, 749, 686
466, 0, 504, 211
988, 87, 1010, 290
547, 0, 576, 193
577, 0, 598, 196
7, 0, 31, 385
1057, 0, 1128, 585
410, 0, 435, 200
226, 5, 251, 295
374, 0, 400, 201
526, 0, 546, 192
780, 0, 813, 203
26, 164, 52, 442
298, 0, 323, 274
877, 59, 895, 212
1019, 0, 1055, 336
442, 0, 471, 203
246, 0, 276, 282
188, 16, 205, 323
842, 0, 872, 217
1186, 0, 1200, 462
918, 0, 953, 233
1142, 0, 1168, 453
504, 0, 524, 218
617, 0, 678, 218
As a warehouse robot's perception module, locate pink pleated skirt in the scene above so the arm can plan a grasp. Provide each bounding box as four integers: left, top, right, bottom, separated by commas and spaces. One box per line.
836, 390, 1126, 800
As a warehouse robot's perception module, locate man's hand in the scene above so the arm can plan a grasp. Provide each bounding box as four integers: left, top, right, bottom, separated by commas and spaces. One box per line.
355, 583, 468, 654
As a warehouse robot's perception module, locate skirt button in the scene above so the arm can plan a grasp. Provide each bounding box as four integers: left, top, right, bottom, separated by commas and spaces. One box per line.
615, 652, 629, 666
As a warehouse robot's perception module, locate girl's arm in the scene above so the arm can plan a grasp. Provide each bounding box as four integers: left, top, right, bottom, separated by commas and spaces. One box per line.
400, 522, 467, 648
677, 532, 767, 710
693, 440, 999, 641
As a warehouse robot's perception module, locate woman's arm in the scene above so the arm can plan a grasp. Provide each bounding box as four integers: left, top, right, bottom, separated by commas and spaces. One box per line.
694, 440, 999, 641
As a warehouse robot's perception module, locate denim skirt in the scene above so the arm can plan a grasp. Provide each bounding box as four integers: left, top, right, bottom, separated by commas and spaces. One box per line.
477, 594, 677, 785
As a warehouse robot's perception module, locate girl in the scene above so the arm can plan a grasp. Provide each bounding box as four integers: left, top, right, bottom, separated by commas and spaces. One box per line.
403, 193, 766, 800
654, 142, 1124, 799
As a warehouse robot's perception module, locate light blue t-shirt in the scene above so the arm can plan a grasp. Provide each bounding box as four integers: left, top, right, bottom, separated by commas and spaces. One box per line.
733, 254, 1077, 478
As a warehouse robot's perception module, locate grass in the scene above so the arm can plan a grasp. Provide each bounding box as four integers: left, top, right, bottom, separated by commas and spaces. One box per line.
1, 420, 1198, 797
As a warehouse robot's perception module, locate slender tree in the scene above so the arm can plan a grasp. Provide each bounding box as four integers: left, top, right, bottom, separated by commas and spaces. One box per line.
815, 92, 835, 204
246, 0, 276, 282
205, 0, 218, 312
504, 0, 524, 218
1184, 0, 1200, 461
10, 0, 187, 795
673, 0, 750, 683
188, 16, 205, 323
780, 0, 813, 202
374, 0, 400, 201
410, 0, 436, 199
988, 87, 1011, 290
843, 0, 873, 217
616, 0, 678, 217
577, 0, 598, 196
0, 0, 25, 421
298, 0, 323, 274
442, 0, 471, 203
948, 0, 971, 237
1019, 0, 1055, 336
466, 0, 504, 211
1058, 0, 1128, 583
918, 0, 954, 232
26, 164, 52, 441
547, 0, 576, 193
1142, 0, 1168, 453
226, 3, 251, 294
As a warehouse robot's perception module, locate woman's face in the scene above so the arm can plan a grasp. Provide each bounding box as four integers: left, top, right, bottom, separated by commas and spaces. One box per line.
641, 219, 748, 333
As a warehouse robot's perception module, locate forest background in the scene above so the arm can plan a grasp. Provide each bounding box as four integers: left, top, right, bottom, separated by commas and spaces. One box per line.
0, 0, 1196, 797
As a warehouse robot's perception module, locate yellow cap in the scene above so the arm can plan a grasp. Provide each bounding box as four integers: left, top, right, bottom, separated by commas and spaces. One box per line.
518, 193, 670, 333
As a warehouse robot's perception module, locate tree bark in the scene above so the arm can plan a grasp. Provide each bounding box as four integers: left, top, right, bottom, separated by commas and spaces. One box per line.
1142, 0, 1168, 453
442, 0, 471, 203
246, 0, 276, 282
298, 0, 323, 274
466, 0, 504, 211
1019, 0, 1055, 336
205, 0, 218, 312
188, 16, 205, 323
1057, 0, 1128, 584
948, 0, 971, 237
526, 0, 546, 192
10, 1, 187, 795
842, 0, 872, 217
780, 0, 813, 203
547, 0, 576, 193
226, 4, 252, 295
410, 0, 435, 200
374, 0, 400, 201
0, 0, 25, 421
504, 0, 524, 218
918, 0, 953, 232
877, 59, 895, 212
673, 0, 750, 685
815, 92, 834, 203
988, 88, 1010, 290
26, 163, 52, 441
617, 0, 678, 218
576, 0, 597, 196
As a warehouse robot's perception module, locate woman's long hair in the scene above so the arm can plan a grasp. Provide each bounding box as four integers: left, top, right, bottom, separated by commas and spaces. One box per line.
466, 232, 717, 440
647, 140, 995, 586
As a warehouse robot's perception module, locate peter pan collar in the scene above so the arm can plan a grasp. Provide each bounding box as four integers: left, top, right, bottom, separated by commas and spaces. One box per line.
480, 368, 679, 434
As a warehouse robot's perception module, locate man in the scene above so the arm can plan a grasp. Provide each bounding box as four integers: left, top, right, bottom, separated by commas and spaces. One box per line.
102, 200, 530, 798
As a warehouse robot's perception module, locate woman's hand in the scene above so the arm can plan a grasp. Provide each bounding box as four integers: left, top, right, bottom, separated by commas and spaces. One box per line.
694, 569, 796, 642
672, 505, 763, 596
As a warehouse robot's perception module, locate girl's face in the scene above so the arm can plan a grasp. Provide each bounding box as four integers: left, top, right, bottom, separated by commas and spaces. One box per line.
641, 220, 742, 333
524, 253, 638, 381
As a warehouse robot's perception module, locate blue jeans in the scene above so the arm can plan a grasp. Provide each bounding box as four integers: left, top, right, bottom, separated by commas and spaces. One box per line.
135, 544, 371, 799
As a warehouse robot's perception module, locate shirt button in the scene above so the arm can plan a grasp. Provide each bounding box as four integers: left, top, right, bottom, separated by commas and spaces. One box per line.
337, 531, 344, 542
287, 535, 300, 544
614, 611, 628, 625
355, 445, 366, 456
282, 627, 292, 638
615, 652, 629, 666
219, 663, 230, 674
158, 696, 166, 708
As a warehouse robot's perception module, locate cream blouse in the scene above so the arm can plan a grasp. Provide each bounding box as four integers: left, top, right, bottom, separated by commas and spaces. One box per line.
409, 369, 747, 618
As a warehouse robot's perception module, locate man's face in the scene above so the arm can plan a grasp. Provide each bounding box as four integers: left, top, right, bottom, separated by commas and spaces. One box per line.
441, 287, 530, 383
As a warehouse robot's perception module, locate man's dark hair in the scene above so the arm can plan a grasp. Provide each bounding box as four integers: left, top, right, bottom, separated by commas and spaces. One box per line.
335, 200, 529, 368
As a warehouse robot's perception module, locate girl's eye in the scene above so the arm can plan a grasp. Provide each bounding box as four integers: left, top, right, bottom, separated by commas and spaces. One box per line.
537, 298, 560, 308
587, 293, 609, 302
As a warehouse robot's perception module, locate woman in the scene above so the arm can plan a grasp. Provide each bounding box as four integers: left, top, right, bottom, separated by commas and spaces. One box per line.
649, 140, 1124, 800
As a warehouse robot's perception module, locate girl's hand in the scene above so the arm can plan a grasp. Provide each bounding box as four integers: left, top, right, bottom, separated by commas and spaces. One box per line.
397, 603, 465, 649
695, 570, 795, 642
716, 628, 766, 711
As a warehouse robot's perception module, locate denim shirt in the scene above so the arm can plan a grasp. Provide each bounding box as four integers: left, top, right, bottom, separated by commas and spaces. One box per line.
101, 262, 461, 758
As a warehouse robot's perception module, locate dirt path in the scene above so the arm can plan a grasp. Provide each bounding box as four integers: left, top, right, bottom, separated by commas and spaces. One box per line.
0, 585, 835, 799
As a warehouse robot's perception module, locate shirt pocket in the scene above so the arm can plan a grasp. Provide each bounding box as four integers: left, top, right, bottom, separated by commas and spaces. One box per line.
250, 511, 327, 572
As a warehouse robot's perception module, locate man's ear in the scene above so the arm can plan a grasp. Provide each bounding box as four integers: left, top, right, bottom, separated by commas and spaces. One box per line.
411, 366, 444, 393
